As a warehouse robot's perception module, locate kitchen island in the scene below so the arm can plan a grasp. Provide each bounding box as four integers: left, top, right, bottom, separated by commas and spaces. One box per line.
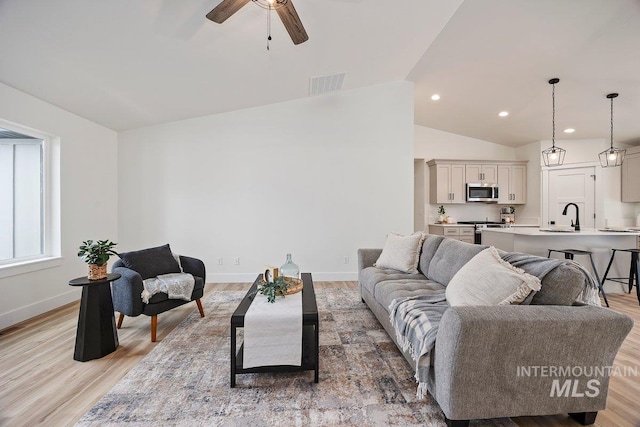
482, 227, 640, 293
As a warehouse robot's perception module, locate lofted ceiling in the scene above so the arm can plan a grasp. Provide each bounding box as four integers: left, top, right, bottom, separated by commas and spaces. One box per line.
410, 0, 640, 147
0, 0, 639, 147
0, 0, 462, 131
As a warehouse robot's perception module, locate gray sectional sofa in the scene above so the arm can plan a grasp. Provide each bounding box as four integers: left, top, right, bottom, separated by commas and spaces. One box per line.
358, 235, 633, 427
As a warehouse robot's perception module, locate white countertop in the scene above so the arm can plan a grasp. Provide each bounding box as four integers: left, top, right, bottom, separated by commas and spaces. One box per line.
429, 223, 474, 227
482, 227, 640, 236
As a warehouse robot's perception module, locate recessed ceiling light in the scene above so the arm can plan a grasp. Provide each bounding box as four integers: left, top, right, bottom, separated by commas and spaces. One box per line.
498, 111, 509, 117
564, 128, 575, 133
431, 94, 440, 101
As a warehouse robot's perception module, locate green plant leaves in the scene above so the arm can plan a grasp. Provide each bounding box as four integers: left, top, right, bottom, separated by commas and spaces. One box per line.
77, 239, 118, 266
253, 277, 291, 303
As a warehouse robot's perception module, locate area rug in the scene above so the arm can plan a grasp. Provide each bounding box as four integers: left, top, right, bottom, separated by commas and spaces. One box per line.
77, 286, 516, 427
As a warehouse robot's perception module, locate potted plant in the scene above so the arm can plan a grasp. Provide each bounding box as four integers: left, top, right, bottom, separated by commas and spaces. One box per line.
438, 205, 446, 223
78, 239, 118, 280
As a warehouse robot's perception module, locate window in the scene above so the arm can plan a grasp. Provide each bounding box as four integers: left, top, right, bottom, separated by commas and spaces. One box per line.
0, 130, 44, 263
0, 121, 60, 278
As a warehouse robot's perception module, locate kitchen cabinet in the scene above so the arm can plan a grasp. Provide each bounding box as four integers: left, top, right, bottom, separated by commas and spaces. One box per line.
427, 159, 527, 205
466, 164, 498, 184
622, 146, 640, 202
429, 225, 475, 243
428, 163, 466, 204
498, 164, 526, 204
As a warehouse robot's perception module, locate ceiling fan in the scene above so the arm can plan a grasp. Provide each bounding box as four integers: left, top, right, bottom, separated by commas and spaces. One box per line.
206, 0, 309, 45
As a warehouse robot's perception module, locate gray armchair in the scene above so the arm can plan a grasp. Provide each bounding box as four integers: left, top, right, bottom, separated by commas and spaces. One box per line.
111, 244, 206, 342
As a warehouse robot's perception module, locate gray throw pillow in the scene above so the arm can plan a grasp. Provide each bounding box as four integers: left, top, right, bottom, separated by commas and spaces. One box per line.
119, 244, 181, 280
446, 247, 541, 306
374, 232, 425, 274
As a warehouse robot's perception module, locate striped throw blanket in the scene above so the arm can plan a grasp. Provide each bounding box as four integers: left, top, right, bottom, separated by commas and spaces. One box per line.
389, 290, 448, 399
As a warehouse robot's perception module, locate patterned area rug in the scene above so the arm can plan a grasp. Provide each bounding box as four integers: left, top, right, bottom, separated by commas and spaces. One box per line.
77, 287, 516, 426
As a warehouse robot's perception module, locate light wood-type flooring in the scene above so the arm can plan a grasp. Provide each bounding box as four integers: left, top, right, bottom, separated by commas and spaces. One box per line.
1, 282, 638, 427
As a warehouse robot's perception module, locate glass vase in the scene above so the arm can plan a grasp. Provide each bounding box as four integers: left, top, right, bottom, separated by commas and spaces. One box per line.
280, 253, 300, 279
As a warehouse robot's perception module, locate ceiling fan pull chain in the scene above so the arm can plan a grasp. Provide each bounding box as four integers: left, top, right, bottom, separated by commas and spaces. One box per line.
266, 6, 272, 50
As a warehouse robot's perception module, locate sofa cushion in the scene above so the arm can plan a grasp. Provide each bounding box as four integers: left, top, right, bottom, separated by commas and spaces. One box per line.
418, 234, 445, 277
428, 238, 487, 286
446, 247, 542, 306
360, 266, 426, 296
374, 232, 425, 274
119, 244, 181, 280
375, 279, 447, 313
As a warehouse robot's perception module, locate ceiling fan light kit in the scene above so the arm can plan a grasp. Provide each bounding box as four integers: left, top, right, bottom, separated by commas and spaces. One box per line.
598, 93, 625, 168
542, 78, 566, 167
206, 0, 308, 49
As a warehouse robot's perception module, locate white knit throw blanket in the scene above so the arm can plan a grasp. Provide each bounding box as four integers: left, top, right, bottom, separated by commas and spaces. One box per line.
141, 273, 195, 303
243, 291, 303, 369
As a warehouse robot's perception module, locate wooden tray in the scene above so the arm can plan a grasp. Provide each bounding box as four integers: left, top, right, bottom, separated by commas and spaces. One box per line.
282, 277, 303, 295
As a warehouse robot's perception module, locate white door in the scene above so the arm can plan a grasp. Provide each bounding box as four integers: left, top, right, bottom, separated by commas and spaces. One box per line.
547, 167, 596, 228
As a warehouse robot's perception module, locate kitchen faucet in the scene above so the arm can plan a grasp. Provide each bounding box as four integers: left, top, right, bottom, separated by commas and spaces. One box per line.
562, 203, 580, 231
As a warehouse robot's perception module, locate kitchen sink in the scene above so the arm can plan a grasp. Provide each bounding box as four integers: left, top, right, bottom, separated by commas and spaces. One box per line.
539, 228, 576, 233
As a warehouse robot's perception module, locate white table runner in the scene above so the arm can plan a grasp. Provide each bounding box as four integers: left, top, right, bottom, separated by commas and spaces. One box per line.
243, 291, 303, 369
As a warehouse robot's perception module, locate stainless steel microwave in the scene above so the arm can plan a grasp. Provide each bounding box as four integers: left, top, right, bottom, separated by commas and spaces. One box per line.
466, 183, 499, 203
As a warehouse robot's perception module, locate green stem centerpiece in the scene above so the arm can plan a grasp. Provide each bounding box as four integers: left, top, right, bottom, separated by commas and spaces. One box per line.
254, 276, 303, 303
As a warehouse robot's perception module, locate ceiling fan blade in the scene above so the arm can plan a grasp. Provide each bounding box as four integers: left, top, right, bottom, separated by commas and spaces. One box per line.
206, 0, 251, 23
276, 0, 309, 45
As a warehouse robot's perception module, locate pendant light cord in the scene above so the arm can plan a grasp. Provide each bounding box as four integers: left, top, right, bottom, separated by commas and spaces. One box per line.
610, 96, 614, 150
551, 82, 556, 148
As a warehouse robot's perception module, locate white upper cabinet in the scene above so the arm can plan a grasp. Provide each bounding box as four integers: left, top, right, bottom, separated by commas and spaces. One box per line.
429, 163, 466, 204
428, 159, 527, 206
498, 164, 527, 204
622, 146, 640, 202
466, 164, 498, 184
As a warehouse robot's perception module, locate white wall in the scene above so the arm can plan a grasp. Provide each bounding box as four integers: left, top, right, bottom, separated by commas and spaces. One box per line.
0, 82, 118, 329
118, 81, 414, 282
414, 125, 517, 226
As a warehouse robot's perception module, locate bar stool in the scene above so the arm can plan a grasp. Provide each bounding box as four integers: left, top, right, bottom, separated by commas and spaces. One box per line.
601, 249, 640, 305
547, 249, 609, 307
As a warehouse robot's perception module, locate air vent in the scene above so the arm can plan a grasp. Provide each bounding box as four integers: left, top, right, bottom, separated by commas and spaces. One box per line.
309, 72, 346, 96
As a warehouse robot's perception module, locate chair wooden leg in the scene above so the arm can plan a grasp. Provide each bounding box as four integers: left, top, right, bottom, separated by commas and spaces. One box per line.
196, 298, 205, 317
151, 315, 157, 342
117, 313, 124, 329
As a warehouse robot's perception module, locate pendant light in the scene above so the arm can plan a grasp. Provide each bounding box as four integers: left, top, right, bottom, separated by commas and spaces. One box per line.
598, 93, 625, 167
542, 78, 566, 167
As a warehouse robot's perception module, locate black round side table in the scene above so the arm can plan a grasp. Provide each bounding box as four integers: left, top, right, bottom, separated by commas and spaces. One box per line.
69, 273, 121, 362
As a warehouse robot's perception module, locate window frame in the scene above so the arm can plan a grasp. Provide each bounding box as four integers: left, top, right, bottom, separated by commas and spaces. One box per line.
0, 120, 61, 278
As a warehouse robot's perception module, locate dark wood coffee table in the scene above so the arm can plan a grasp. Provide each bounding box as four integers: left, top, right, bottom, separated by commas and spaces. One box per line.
230, 272, 319, 387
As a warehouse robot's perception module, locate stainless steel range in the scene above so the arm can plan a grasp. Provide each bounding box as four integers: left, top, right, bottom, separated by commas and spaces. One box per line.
457, 221, 506, 244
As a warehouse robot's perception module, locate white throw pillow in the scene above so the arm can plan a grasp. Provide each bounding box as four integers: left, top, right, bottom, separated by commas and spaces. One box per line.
374, 232, 425, 274
446, 246, 541, 306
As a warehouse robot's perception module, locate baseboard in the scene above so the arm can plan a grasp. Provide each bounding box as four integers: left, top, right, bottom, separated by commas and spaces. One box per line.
0, 288, 80, 331
208, 271, 358, 283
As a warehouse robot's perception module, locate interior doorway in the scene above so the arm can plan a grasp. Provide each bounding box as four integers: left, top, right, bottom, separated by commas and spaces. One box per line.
546, 166, 596, 228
